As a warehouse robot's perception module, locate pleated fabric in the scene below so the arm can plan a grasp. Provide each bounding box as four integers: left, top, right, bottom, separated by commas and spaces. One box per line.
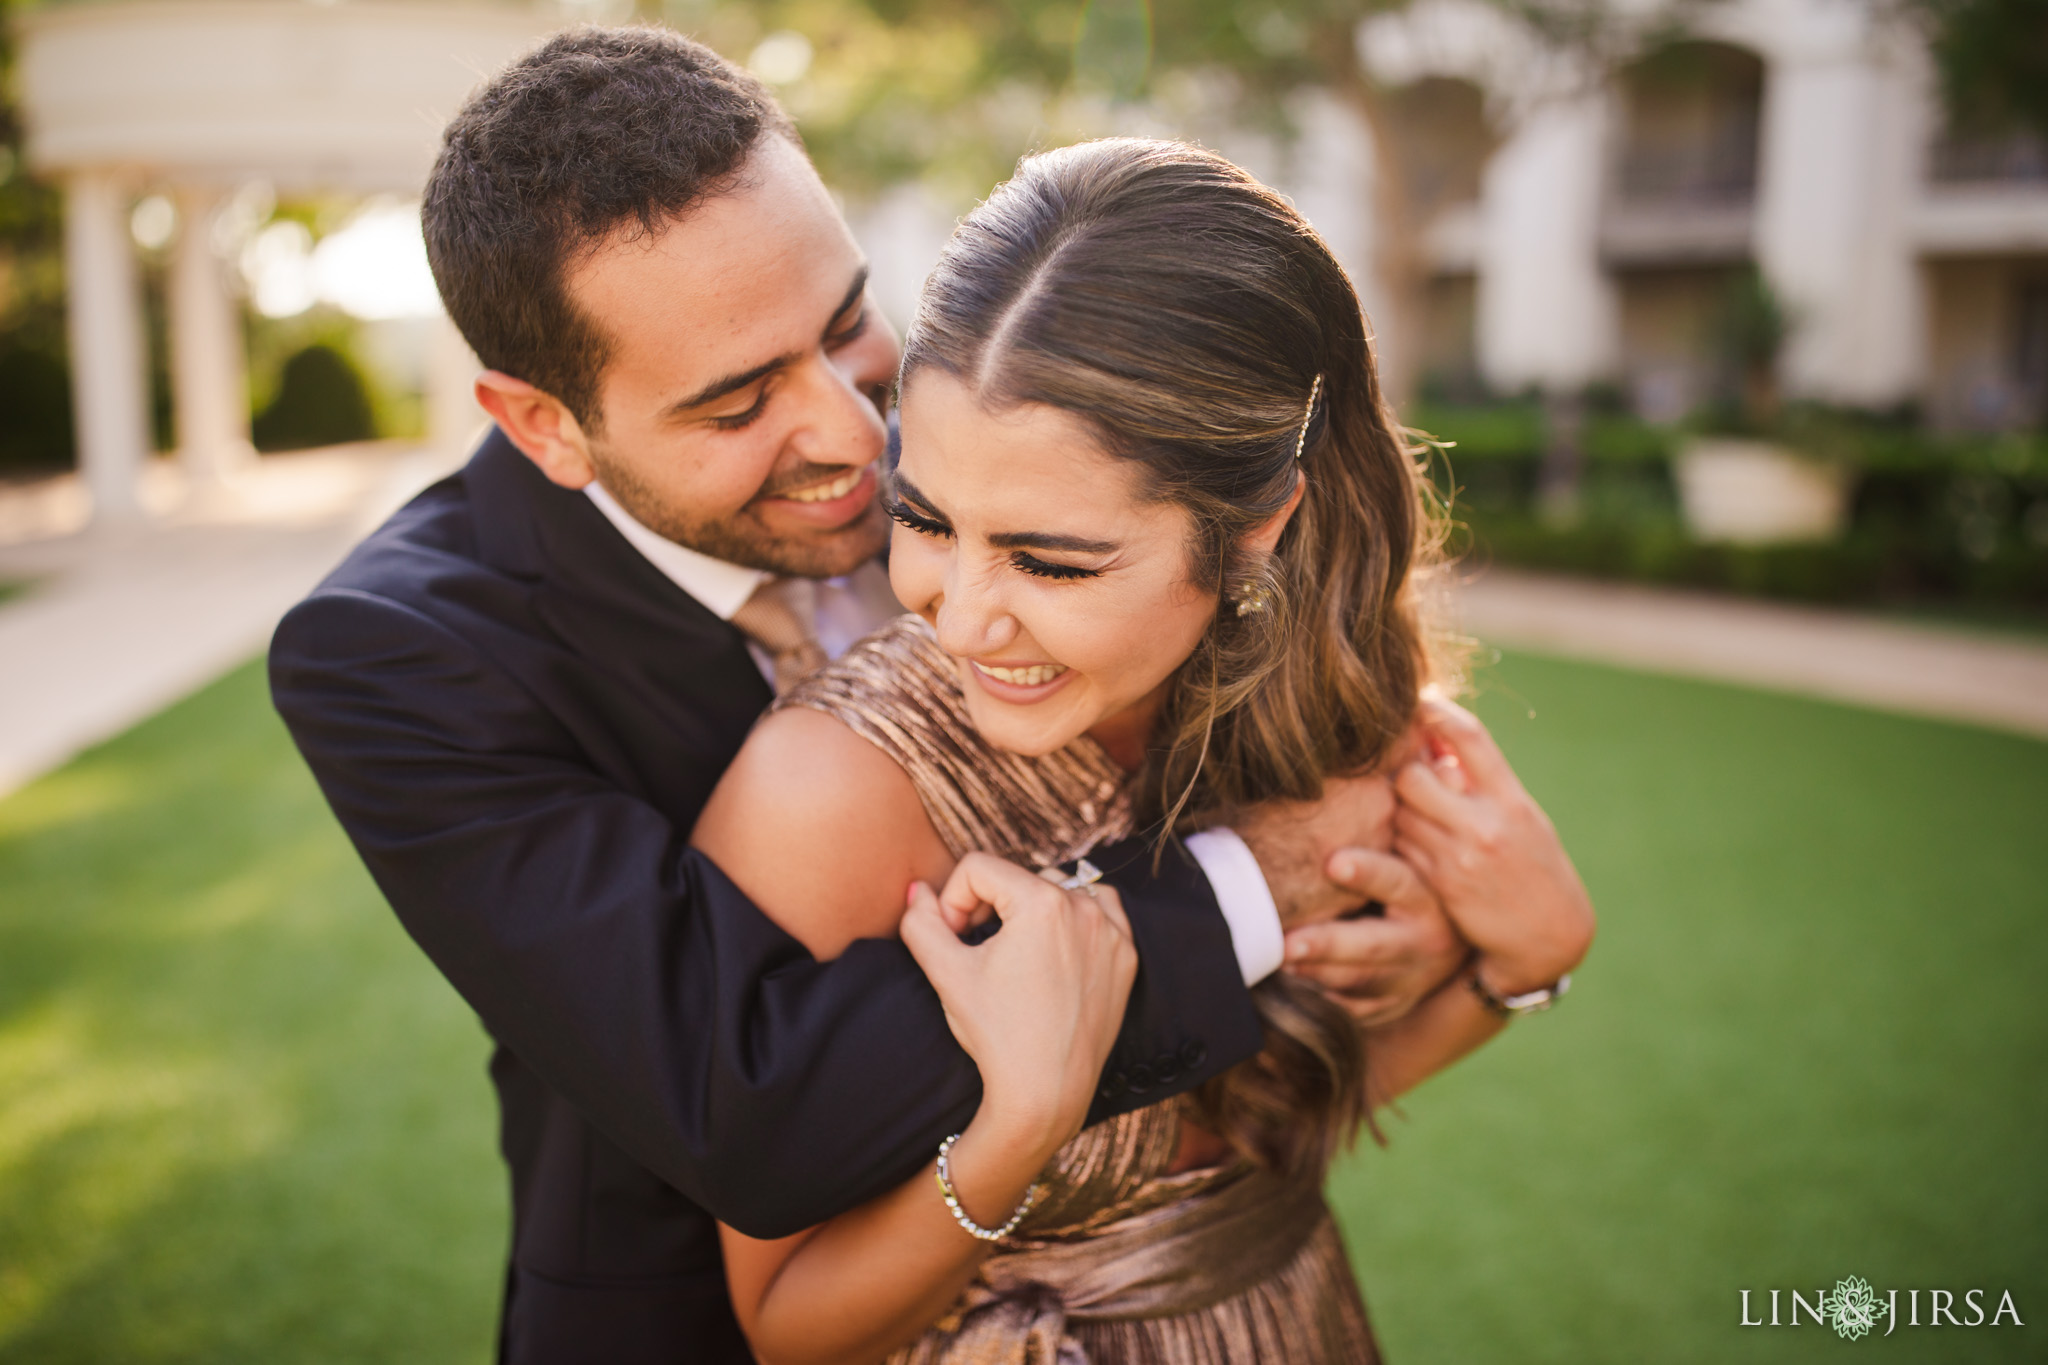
776, 616, 1381, 1365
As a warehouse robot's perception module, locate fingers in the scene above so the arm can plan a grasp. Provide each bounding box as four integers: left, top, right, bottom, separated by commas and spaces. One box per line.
1087, 882, 1133, 941
900, 881, 968, 977
1393, 831, 1443, 888
1416, 695, 1515, 794
940, 851, 1045, 923
1324, 847, 1427, 909
1392, 803, 1462, 871
1393, 758, 1469, 828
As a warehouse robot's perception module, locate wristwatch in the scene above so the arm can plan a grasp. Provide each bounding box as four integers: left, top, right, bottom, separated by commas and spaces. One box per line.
1468, 964, 1572, 1018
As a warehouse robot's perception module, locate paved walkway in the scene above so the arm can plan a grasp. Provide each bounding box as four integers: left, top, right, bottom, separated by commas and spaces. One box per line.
3, 457, 2045, 800
0, 444, 462, 797
1455, 571, 2048, 740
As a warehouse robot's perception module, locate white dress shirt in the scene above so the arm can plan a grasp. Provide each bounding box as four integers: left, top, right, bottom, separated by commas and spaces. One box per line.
584, 481, 1286, 986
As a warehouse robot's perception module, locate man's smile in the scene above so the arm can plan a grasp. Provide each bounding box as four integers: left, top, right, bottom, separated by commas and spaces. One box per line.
776, 468, 864, 503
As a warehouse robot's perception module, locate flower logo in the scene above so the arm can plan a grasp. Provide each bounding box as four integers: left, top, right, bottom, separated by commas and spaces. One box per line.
1826, 1275, 1883, 1340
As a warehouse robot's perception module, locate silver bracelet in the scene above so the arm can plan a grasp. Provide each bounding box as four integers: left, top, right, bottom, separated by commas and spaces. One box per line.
934, 1133, 1043, 1242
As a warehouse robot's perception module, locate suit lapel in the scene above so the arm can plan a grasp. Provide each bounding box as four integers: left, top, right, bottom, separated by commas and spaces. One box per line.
463, 430, 773, 801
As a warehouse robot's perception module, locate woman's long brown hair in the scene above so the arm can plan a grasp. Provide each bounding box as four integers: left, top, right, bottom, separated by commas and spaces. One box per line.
900, 138, 1457, 1179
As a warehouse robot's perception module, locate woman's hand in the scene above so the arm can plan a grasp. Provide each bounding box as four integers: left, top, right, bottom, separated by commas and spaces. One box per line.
1391, 695, 1595, 995
902, 853, 1136, 1163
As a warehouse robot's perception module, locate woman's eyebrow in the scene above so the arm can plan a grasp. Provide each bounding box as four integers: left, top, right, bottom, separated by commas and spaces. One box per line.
890, 473, 947, 517
987, 529, 1119, 554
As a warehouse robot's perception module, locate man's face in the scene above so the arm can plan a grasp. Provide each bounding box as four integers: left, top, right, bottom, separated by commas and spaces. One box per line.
565, 135, 899, 578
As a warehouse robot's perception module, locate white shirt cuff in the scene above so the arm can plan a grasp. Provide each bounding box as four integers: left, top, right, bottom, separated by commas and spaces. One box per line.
1183, 827, 1285, 986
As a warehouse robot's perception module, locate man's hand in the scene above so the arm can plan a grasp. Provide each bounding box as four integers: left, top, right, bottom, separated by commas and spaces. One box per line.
1278, 849, 1466, 1026
1392, 695, 1595, 996
1236, 772, 1467, 1027
1234, 774, 1398, 929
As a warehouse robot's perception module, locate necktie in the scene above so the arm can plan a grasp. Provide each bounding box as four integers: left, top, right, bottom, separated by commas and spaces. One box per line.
731, 577, 829, 695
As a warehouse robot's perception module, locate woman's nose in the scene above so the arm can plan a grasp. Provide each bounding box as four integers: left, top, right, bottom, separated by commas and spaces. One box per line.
932, 569, 1017, 660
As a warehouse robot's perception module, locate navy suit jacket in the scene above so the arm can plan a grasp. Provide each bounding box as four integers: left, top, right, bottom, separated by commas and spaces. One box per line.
269, 430, 1263, 1363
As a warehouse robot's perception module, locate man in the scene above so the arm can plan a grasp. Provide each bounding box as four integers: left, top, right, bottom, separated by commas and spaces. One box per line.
271, 25, 1588, 1364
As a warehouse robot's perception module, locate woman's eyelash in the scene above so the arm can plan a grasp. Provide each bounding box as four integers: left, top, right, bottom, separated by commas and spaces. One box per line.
887, 500, 1102, 580
885, 500, 952, 537
1012, 554, 1102, 581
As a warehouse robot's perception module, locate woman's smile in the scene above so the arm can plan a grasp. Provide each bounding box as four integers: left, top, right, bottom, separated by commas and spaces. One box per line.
967, 658, 1075, 702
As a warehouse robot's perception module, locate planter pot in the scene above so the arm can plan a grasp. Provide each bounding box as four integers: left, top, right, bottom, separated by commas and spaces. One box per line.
1674, 437, 1852, 544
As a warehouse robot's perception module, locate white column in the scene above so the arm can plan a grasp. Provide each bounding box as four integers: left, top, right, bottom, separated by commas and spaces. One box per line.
1753, 45, 1927, 405
427, 313, 488, 459
63, 170, 151, 522
170, 185, 252, 487
1474, 90, 1618, 393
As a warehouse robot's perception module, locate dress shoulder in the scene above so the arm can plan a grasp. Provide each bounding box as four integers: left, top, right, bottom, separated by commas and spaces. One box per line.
774, 615, 1132, 867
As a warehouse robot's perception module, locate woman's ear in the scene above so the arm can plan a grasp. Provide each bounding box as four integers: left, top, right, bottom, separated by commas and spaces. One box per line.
474, 370, 598, 489
1241, 469, 1307, 558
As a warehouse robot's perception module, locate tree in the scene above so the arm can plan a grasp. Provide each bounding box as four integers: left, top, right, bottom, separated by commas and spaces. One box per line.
0, 0, 73, 470
638, 0, 1648, 415
1910, 0, 2048, 140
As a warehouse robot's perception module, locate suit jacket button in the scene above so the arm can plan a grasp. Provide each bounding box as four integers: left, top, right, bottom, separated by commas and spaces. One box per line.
1153, 1051, 1182, 1085
1103, 1070, 1128, 1098
1180, 1040, 1207, 1069
1125, 1063, 1154, 1093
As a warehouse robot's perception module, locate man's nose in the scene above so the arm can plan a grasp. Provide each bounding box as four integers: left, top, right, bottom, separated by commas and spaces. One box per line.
790, 345, 891, 469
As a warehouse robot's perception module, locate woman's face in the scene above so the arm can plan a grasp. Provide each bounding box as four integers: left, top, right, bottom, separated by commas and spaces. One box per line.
888, 371, 1218, 760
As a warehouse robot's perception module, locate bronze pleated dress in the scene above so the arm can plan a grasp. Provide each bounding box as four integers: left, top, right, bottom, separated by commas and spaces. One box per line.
777, 615, 1381, 1365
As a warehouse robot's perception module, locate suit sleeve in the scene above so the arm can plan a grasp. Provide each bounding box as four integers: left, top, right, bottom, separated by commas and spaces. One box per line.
269, 589, 1263, 1239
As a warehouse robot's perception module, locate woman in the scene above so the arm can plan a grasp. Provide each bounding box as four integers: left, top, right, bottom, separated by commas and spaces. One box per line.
691, 138, 1593, 1363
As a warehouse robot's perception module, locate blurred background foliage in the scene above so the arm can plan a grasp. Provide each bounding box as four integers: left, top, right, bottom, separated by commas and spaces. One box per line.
2, 0, 2046, 609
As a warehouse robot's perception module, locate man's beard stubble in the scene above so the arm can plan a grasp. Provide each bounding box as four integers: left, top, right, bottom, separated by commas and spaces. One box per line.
589, 449, 888, 581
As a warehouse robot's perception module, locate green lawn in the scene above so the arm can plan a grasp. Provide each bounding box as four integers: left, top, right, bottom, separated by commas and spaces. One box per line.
1334, 654, 2048, 1361
0, 654, 2042, 1361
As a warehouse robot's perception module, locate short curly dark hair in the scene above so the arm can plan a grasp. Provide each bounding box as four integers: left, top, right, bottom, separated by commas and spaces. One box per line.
423, 26, 796, 429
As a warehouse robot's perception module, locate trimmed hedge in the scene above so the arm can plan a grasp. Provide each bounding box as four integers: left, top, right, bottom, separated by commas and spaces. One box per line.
1412, 403, 2048, 612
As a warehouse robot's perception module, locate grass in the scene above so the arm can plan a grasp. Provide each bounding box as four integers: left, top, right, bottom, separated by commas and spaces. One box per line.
1333, 654, 2048, 1361
0, 652, 2042, 1361
0, 662, 503, 1364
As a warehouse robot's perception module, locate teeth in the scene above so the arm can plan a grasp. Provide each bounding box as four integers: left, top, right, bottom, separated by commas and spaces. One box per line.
783, 469, 863, 503
974, 661, 1068, 687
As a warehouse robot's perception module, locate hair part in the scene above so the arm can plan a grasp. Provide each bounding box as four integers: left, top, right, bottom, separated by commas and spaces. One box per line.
902, 137, 1460, 1179
422, 25, 797, 430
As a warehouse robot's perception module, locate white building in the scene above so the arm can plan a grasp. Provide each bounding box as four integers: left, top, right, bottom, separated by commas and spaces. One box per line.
16, 0, 2047, 525
15, 0, 557, 520
1351, 0, 2048, 428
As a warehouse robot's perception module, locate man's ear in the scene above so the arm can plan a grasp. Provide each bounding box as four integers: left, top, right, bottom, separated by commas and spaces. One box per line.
1241, 469, 1307, 558
474, 370, 598, 490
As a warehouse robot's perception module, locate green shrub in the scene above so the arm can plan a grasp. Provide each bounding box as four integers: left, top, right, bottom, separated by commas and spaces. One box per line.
251, 344, 378, 453
1416, 399, 2048, 614
0, 343, 73, 472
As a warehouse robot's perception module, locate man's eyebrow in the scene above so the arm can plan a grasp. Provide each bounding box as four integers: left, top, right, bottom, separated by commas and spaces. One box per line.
668, 353, 797, 414
664, 267, 872, 415
895, 474, 1117, 554
825, 266, 869, 333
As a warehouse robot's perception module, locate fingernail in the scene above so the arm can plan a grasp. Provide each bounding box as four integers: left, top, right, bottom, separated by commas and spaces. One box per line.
1286, 937, 1310, 962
